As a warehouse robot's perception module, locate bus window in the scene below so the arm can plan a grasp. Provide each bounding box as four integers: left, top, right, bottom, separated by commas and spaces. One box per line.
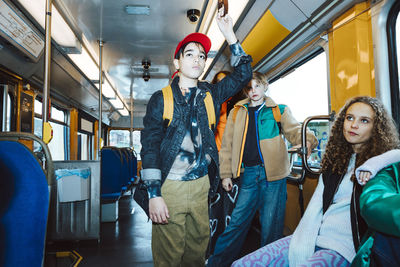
48, 121, 67, 160
268, 51, 329, 166
290, 119, 330, 169
51, 106, 65, 121
33, 99, 42, 153
6, 93, 11, 131
132, 130, 141, 160
1, 88, 12, 131
77, 116, 94, 160
109, 129, 141, 159
34, 99, 68, 160
268, 52, 329, 122
109, 129, 130, 147
78, 132, 92, 160
34, 99, 42, 115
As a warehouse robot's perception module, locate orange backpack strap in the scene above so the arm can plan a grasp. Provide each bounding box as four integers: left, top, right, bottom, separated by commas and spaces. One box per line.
162, 85, 173, 127
272, 106, 282, 133
272, 106, 281, 123
162, 85, 216, 130
204, 91, 216, 130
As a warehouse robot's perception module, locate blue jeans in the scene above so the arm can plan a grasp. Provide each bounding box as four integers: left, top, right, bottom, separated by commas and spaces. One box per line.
371, 232, 400, 266
207, 165, 287, 267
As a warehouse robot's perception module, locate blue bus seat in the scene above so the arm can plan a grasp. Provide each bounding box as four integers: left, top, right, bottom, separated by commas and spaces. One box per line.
0, 141, 49, 267
131, 151, 138, 183
120, 148, 132, 188
101, 147, 123, 200
126, 148, 137, 184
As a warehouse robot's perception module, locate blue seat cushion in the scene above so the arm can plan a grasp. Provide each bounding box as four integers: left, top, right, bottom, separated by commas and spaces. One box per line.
0, 141, 49, 267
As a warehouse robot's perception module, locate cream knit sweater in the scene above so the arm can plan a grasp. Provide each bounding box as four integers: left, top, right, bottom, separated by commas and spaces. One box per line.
289, 154, 356, 266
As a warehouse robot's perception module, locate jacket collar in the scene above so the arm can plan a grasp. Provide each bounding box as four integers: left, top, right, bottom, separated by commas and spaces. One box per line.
234, 96, 278, 108
171, 77, 190, 104
170, 77, 209, 104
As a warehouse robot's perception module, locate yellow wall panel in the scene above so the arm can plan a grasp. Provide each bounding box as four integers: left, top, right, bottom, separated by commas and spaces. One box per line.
328, 2, 375, 113
284, 177, 318, 235
69, 109, 78, 160
17, 82, 34, 150
242, 10, 291, 66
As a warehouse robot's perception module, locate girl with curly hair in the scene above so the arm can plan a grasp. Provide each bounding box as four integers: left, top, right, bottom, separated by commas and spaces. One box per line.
232, 96, 400, 267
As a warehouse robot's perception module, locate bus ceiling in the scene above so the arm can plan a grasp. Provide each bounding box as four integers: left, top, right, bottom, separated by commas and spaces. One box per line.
0, 0, 371, 126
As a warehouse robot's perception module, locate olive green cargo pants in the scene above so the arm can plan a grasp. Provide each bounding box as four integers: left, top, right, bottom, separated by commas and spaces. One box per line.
152, 175, 210, 267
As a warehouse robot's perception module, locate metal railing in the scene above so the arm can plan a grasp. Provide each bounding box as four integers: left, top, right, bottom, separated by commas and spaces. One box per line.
0, 132, 53, 185
300, 113, 335, 176
286, 112, 335, 215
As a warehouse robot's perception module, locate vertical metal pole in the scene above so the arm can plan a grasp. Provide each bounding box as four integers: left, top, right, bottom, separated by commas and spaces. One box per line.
42, 0, 52, 137
98, 40, 104, 160
129, 83, 133, 147
2, 85, 8, 131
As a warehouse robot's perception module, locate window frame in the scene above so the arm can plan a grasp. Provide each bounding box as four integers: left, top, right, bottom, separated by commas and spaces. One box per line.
267, 47, 329, 122
387, 0, 400, 128
34, 98, 69, 159
269, 47, 324, 84
34, 98, 68, 126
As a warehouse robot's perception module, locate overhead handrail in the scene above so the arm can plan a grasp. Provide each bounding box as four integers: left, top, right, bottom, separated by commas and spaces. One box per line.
0, 132, 54, 185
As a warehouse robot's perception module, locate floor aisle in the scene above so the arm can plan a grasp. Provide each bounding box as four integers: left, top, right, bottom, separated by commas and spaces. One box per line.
77, 195, 153, 267
45, 194, 260, 267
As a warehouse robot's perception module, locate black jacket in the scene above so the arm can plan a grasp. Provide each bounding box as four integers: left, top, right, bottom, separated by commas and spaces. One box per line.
140, 55, 252, 198
322, 170, 368, 250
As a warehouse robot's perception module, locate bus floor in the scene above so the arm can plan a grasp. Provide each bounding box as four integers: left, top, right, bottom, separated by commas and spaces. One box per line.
45, 195, 261, 267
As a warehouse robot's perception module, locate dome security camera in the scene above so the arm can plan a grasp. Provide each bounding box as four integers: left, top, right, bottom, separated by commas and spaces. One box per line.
187, 9, 200, 23
142, 59, 151, 70
143, 70, 150, 82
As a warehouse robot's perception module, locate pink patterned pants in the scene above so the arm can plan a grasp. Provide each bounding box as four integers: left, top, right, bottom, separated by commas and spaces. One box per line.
232, 236, 350, 267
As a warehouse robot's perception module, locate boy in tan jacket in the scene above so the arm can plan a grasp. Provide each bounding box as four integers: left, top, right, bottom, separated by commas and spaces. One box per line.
207, 72, 317, 267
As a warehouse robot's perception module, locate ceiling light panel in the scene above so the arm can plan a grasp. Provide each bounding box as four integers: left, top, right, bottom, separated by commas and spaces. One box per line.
118, 108, 130, 116
125, 5, 150, 15
110, 98, 124, 110
68, 48, 99, 80
97, 79, 116, 98
17, 0, 77, 47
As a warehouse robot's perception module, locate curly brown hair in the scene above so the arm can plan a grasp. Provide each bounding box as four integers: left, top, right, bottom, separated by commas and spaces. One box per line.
321, 96, 400, 177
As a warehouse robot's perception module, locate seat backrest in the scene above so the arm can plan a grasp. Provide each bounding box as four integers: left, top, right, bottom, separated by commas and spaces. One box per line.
131, 151, 137, 182
119, 148, 131, 186
0, 141, 49, 267
101, 147, 123, 195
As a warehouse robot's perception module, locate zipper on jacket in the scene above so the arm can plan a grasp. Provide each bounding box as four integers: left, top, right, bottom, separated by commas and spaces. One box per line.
254, 103, 265, 164
352, 184, 361, 246
236, 105, 249, 177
